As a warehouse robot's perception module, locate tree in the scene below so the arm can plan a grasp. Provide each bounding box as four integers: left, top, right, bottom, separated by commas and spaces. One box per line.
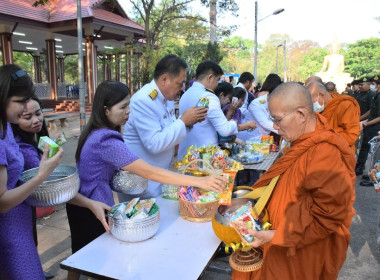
286, 40, 320, 82
129, 0, 206, 83
220, 36, 254, 74
344, 38, 380, 78
297, 48, 328, 82
200, 0, 239, 43
256, 33, 291, 82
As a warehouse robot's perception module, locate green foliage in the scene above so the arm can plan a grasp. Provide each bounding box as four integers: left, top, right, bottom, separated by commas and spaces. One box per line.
297, 48, 328, 82
256, 34, 291, 82
344, 38, 380, 78
203, 42, 223, 63
219, 36, 254, 74
32, 0, 49, 7
64, 55, 79, 84
200, 0, 239, 16
13, 52, 34, 77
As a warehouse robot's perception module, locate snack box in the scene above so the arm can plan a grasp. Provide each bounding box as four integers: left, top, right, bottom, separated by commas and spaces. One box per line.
251, 143, 270, 155
38, 136, 60, 158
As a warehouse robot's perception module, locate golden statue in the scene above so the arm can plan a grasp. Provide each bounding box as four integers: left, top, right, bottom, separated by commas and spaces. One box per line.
320, 40, 345, 74
316, 39, 352, 93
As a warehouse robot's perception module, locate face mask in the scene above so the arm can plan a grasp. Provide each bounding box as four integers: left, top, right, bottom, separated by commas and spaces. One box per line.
370, 84, 376, 91
313, 99, 324, 113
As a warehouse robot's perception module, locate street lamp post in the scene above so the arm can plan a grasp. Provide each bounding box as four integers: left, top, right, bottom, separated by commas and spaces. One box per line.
253, 1, 284, 80
276, 44, 283, 73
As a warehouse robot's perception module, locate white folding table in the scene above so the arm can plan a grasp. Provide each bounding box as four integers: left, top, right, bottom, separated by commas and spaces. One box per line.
60, 197, 222, 280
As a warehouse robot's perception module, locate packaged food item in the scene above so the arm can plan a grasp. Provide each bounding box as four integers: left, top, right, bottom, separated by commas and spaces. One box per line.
54, 132, 67, 146
218, 170, 237, 206
212, 150, 228, 169
135, 198, 155, 214
122, 198, 140, 218
196, 97, 210, 108
229, 201, 262, 244
162, 184, 179, 200
148, 203, 159, 216
109, 198, 159, 220
38, 136, 60, 158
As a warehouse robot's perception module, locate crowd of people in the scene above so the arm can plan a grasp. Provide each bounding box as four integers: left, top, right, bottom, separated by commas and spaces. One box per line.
0, 55, 378, 279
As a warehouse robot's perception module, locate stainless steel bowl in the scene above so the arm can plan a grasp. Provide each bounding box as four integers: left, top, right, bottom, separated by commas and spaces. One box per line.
214, 198, 257, 226
20, 165, 79, 207
111, 170, 148, 195
109, 203, 160, 242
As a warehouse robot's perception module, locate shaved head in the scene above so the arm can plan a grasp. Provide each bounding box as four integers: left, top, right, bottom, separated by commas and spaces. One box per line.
269, 82, 314, 115
268, 82, 316, 142
305, 76, 323, 86
306, 81, 332, 104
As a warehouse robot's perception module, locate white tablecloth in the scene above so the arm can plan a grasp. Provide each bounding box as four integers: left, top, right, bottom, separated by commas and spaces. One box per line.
60, 197, 222, 280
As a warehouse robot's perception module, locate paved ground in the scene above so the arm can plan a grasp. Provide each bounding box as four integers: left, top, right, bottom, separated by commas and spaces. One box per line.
36, 116, 380, 279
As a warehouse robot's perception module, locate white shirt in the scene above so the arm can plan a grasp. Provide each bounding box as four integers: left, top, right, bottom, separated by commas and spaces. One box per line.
235, 82, 249, 120
123, 80, 187, 198
249, 94, 278, 136
178, 81, 238, 159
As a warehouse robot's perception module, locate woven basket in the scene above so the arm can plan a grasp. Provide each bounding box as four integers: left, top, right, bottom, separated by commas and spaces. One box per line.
229, 248, 263, 272
178, 159, 219, 223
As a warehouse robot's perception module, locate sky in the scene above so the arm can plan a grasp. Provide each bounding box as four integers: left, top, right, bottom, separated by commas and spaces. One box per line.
191, 0, 380, 47
122, 0, 380, 48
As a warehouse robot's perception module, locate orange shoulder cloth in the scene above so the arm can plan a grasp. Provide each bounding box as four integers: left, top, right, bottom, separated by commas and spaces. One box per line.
251, 113, 356, 189
321, 93, 360, 119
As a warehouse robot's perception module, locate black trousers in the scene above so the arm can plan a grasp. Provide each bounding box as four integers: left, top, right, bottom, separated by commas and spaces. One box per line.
357, 127, 379, 166
66, 203, 107, 253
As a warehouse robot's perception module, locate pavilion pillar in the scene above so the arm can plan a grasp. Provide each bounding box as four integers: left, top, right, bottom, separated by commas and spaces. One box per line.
0, 32, 13, 64
115, 54, 122, 82
136, 53, 142, 89
106, 54, 113, 80
46, 39, 58, 100
102, 55, 107, 81
57, 54, 65, 83
85, 35, 97, 104
32, 52, 42, 83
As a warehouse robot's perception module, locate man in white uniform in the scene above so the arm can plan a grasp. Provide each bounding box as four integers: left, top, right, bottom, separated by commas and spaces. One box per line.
241, 93, 278, 141
122, 55, 207, 199
235, 72, 255, 120
178, 61, 255, 159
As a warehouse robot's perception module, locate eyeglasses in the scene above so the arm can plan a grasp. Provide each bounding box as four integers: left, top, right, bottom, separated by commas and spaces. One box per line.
269, 108, 298, 126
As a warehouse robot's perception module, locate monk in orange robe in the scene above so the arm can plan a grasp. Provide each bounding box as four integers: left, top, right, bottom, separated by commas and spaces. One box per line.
232, 83, 356, 280
306, 81, 360, 153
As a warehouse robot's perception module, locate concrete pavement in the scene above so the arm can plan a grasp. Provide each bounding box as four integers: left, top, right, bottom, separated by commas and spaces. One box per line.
36, 115, 380, 279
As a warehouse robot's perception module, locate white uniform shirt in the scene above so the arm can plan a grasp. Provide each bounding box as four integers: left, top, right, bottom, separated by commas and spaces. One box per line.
123, 80, 187, 198
178, 81, 238, 159
235, 82, 249, 120
249, 94, 278, 136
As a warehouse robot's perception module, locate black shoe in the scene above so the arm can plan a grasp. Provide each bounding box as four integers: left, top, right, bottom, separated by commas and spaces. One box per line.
360, 180, 374, 187
44, 272, 54, 279
355, 166, 364, 175
362, 175, 370, 180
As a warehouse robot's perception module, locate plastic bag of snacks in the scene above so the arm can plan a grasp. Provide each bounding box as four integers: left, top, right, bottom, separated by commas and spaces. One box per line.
161, 184, 179, 200
369, 161, 380, 193
109, 198, 158, 220
228, 201, 262, 245
176, 144, 236, 173
218, 170, 237, 206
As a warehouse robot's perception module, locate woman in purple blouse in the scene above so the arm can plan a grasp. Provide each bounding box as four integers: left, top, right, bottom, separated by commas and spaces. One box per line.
11, 96, 55, 279
66, 80, 226, 280
223, 87, 247, 124
0, 64, 63, 280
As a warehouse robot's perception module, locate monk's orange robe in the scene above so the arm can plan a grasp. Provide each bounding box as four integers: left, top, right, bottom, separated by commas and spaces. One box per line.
321, 93, 360, 154
232, 113, 356, 280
